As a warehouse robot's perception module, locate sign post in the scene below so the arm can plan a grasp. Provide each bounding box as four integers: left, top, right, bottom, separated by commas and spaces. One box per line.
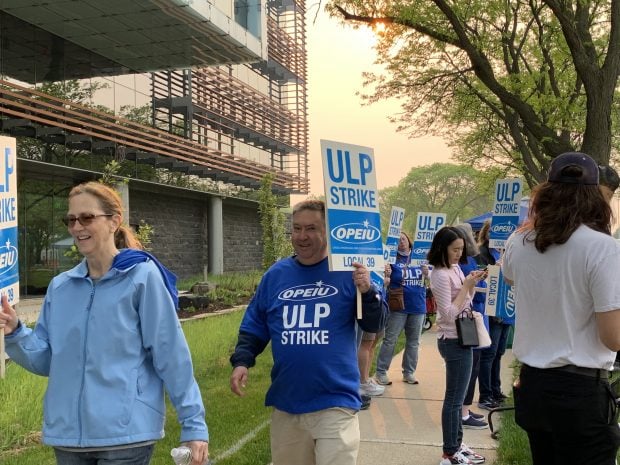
484, 265, 515, 323
321, 140, 383, 318
385, 206, 405, 264
0, 136, 19, 379
411, 212, 446, 266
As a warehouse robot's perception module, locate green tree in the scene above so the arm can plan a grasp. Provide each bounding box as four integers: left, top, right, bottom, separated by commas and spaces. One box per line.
258, 174, 292, 269
329, 0, 620, 186
379, 163, 498, 234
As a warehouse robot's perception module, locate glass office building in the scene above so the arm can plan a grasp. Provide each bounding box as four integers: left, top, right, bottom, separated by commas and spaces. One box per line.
0, 0, 308, 295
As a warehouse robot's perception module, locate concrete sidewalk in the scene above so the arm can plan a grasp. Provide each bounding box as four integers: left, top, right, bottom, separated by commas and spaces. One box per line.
15, 297, 44, 324
357, 328, 514, 465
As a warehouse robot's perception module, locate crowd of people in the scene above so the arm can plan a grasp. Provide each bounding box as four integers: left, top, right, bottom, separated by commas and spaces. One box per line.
2, 152, 620, 465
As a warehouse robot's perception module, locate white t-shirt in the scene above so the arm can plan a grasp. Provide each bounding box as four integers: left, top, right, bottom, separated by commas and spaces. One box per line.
503, 224, 620, 370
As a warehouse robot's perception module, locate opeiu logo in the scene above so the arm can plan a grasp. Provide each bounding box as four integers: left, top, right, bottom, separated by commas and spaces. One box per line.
413, 247, 429, 255
330, 222, 381, 244
278, 282, 339, 301
490, 221, 516, 235
0, 238, 17, 277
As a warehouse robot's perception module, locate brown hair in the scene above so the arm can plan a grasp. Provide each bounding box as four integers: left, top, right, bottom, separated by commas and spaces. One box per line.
292, 199, 325, 219
521, 181, 611, 253
400, 231, 412, 249
69, 181, 143, 250
477, 219, 491, 246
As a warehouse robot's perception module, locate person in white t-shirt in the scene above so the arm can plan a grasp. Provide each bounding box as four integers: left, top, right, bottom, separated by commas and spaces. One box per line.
503, 152, 620, 465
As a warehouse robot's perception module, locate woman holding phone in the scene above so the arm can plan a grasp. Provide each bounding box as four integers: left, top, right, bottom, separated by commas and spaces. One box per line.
428, 226, 487, 465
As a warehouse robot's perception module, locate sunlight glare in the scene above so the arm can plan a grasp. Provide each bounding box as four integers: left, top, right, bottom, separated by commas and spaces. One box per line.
373, 21, 386, 34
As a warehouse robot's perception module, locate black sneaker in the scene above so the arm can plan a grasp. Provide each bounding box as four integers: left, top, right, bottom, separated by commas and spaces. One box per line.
462, 415, 488, 430
360, 394, 371, 410
477, 400, 499, 411
468, 409, 485, 420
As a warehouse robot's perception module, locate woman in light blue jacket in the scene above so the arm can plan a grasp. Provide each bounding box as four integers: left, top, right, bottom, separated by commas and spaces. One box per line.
0, 181, 209, 465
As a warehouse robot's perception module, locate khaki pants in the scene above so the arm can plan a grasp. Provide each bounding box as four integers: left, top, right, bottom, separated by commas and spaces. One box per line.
270, 407, 360, 465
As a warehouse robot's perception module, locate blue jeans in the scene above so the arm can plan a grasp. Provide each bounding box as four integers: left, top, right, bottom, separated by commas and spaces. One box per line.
437, 337, 472, 456
53, 444, 155, 465
478, 319, 511, 402
375, 312, 425, 377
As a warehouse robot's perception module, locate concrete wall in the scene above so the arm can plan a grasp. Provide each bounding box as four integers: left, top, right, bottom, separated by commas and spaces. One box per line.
129, 189, 207, 279
222, 201, 263, 272
129, 187, 263, 278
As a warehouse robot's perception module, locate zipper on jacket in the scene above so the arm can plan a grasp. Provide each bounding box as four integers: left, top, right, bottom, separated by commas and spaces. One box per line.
77, 282, 96, 447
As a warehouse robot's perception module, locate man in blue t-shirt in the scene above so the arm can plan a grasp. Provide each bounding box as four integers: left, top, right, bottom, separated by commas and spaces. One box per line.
229, 200, 385, 465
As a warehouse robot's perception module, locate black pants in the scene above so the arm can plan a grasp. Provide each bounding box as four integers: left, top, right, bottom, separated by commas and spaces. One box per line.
514, 365, 620, 465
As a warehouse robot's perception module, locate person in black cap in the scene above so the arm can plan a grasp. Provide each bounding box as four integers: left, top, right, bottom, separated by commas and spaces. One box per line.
502, 152, 620, 465
599, 164, 620, 203
598, 164, 620, 371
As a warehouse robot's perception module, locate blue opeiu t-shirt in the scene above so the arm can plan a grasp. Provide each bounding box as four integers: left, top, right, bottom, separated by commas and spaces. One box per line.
389, 254, 426, 315
239, 256, 361, 414
459, 256, 487, 314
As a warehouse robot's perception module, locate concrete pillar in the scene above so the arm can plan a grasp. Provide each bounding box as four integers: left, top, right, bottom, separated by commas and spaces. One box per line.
116, 182, 130, 222
208, 196, 224, 275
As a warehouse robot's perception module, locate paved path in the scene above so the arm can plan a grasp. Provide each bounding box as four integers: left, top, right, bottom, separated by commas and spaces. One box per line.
357, 328, 514, 465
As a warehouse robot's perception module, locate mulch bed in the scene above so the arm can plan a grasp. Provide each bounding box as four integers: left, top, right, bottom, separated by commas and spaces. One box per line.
176, 300, 248, 320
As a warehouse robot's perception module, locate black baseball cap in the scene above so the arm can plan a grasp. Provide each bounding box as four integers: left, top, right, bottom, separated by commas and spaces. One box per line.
598, 164, 620, 191
547, 152, 599, 185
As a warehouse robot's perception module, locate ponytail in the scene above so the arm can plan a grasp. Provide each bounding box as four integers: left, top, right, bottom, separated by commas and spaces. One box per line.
115, 225, 143, 250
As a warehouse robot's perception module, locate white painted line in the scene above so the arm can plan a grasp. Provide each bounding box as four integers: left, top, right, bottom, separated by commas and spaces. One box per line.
211, 418, 270, 464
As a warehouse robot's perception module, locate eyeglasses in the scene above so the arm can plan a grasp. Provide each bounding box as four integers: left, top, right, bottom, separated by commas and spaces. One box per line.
62, 213, 113, 227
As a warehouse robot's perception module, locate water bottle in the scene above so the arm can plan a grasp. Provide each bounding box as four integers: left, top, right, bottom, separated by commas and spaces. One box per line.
170, 446, 192, 465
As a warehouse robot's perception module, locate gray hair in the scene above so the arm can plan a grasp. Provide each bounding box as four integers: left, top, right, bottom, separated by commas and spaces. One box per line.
454, 223, 480, 257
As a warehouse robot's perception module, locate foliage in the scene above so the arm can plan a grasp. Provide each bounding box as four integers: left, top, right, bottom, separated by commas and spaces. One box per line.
98, 160, 128, 187
62, 244, 81, 264
328, 0, 620, 186
379, 162, 497, 234
258, 174, 293, 270
135, 220, 154, 251
177, 271, 262, 306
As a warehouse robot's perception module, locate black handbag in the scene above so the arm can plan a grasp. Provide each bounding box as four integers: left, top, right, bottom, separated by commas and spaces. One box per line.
455, 310, 479, 347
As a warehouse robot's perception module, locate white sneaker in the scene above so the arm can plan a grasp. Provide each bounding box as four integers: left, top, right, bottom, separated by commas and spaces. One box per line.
375, 373, 392, 385
459, 443, 485, 464
439, 451, 474, 464
359, 379, 385, 396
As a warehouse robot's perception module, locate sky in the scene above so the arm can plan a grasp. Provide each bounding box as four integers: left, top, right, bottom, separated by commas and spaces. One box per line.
293, 6, 454, 202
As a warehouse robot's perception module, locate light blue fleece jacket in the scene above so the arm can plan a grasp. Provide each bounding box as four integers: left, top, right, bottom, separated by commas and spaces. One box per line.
5, 256, 208, 447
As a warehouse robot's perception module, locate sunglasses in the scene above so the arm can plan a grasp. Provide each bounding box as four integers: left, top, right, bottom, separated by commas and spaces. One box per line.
62, 213, 113, 227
